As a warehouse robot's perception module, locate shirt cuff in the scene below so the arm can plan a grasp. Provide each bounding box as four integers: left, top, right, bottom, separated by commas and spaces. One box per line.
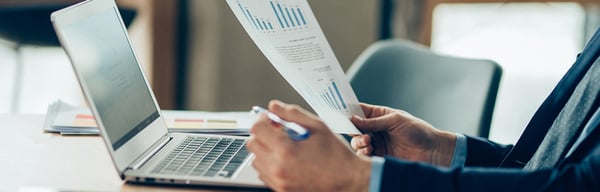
450, 133, 467, 168
369, 156, 385, 192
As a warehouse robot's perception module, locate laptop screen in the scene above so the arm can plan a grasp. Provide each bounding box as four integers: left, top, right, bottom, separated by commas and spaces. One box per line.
60, 8, 158, 150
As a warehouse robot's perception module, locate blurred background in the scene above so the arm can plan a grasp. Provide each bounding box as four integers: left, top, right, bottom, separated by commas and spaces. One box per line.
0, 0, 598, 144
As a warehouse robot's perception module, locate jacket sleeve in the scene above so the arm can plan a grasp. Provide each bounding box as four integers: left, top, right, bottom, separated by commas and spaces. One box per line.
464, 136, 513, 167
380, 147, 600, 192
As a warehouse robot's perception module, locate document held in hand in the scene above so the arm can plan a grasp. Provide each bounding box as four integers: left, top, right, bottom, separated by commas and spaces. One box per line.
225, 0, 364, 134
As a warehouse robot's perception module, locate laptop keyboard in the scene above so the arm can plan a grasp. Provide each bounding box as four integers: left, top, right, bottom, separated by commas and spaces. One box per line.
151, 136, 249, 178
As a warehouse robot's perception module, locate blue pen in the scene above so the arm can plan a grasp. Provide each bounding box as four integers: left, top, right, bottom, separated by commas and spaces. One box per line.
251, 106, 310, 141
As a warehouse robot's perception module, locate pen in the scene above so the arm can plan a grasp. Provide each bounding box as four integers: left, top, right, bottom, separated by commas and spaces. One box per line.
251, 106, 310, 141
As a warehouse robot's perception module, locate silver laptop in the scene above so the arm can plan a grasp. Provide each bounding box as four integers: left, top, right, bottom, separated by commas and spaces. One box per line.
51, 0, 264, 188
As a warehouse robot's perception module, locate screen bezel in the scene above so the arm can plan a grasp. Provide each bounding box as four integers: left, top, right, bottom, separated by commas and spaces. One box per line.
51, 0, 169, 175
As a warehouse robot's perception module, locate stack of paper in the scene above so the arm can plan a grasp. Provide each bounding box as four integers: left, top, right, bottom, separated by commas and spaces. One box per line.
43, 100, 100, 135
43, 100, 253, 135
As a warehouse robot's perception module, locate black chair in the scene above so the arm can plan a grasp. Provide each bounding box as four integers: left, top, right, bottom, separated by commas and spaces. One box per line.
0, 4, 135, 112
347, 39, 502, 137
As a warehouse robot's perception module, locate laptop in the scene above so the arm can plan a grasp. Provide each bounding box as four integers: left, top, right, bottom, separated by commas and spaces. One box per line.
51, 0, 264, 188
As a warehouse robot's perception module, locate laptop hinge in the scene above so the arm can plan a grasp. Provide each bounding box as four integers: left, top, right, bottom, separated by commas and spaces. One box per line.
129, 134, 172, 170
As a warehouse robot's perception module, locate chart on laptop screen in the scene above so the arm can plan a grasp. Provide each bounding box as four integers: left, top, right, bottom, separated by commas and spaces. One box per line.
226, 0, 363, 134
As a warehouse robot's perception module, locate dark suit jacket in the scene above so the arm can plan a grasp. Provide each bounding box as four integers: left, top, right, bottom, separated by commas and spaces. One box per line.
380, 28, 600, 192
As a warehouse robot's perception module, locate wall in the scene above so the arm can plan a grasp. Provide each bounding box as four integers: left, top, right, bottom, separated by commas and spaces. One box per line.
185, 1, 378, 111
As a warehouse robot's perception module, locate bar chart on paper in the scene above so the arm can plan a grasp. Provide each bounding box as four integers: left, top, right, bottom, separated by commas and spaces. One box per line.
237, 2, 275, 32
269, 1, 308, 30
319, 80, 348, 111
236, 0, 309, 33
226, 0, 366, 134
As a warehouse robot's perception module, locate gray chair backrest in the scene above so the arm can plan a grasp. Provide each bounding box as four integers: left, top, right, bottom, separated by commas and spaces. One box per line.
347, 40, 502, 138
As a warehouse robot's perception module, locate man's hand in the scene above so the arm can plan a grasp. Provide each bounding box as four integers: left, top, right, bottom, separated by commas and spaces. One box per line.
350, 103, 457, 167
247, 100, 372, 191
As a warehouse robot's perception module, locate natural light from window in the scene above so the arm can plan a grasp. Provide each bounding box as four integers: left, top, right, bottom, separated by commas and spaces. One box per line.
431, 3, 586, 144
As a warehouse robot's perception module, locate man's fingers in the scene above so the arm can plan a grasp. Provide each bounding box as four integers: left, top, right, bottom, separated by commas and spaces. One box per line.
355, 146, 373, 156
350, 134, 371, 150
358, 103, 377, 117
253, 156, 274, 188
350, 137, 361, 150
268, 100, 324, 132
257, 174, 273, 188
351, 135, 373, 156
361, 146, 373, 155
246, 135, 270, 156
250, 113, 291, 146
359, 103, 392, 118
351, 113, 402, 132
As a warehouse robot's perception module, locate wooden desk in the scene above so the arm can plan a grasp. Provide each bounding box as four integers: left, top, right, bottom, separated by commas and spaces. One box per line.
0, 115, 239, 191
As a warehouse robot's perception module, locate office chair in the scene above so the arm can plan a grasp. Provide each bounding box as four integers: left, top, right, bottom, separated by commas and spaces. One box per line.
347, 39, 502, 138
0, 4, 135, 113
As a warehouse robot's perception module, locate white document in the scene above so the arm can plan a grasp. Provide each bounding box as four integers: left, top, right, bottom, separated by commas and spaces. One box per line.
225, 0, 364, 134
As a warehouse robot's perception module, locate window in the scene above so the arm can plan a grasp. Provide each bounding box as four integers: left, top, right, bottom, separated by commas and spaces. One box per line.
431, 3, 587, 143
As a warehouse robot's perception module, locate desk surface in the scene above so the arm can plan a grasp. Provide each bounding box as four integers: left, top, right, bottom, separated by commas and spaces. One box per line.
0, 114, 244, 191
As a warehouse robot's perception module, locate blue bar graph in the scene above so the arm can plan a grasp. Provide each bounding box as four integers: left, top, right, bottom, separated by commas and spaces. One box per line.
262, 20, 268, 30
238, 3, 253, 27
256, 18, 264, 30
285, 7, 295, 27
237, 1, 307, 32
245, 9, 259, 29
331, 81, 347, 109
328, 87, 341, 109
270, 1, 308, 30
270, 1, 284, 28
326, 91, 340, 110
276, 3, 289, 28
291, 8, 301, 27
319, 80, 348, 110
297, 7, 307, 25
238, 2, 275, 32
321, 94, 334, 109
